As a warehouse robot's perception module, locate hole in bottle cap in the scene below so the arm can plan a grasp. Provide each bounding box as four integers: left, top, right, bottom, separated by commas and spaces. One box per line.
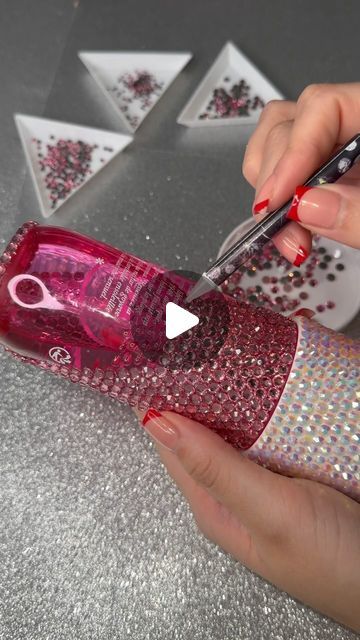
15, 277, 43, 305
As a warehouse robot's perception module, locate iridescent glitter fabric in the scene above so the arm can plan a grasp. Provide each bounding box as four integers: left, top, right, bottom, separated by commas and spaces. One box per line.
247, 317, 360, 501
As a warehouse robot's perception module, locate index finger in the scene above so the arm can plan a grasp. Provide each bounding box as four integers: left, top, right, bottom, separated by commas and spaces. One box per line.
270, 83, 360, 209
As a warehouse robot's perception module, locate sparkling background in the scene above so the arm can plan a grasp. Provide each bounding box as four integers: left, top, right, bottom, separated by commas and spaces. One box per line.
1, 1, 359, 639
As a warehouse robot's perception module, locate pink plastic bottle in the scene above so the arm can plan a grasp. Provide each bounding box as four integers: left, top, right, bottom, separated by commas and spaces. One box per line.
0, 222, 358, 500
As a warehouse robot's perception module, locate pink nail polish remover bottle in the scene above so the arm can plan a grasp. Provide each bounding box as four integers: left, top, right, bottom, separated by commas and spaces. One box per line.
0, 222, 358, 500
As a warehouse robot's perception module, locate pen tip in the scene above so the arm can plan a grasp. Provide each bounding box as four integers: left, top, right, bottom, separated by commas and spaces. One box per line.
186, 274, 217, 303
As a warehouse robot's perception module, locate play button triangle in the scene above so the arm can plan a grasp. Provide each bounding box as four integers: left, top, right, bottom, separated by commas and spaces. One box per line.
165, 302, 199, 340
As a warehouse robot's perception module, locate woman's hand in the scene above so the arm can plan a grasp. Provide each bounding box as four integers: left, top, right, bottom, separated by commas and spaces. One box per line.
243, 82, 360, 263
134, 83, 360, 632
136, 408, 360, 633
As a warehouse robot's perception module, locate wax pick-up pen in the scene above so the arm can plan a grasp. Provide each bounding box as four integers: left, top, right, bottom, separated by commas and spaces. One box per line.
186, 133, 360, 303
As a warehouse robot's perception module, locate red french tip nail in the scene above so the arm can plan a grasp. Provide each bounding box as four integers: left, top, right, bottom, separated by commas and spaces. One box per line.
142, 408, 162, 426
253, 198, 270, 214
293, 245, 308, 267
293, 308, 315, 318
287, 185, 313, 222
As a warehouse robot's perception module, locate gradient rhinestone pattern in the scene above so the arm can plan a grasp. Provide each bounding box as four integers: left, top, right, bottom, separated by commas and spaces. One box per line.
5, 300, 299, 451
247, 317, 360, 501
1, 224, 359, 501
1, 224, 298, 452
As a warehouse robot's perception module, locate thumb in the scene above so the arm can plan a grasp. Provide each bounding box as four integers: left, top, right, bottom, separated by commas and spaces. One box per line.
140, 408, 289, 537
288, 183, 360, 248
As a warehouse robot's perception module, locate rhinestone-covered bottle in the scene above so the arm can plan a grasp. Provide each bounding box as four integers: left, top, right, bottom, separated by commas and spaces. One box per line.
0, 223, 358, 500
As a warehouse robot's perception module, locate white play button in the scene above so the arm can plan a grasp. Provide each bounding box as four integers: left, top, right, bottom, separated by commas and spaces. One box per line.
165, 302, 199, 339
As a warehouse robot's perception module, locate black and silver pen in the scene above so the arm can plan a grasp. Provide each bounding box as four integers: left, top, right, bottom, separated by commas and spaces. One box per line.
186, 133, 360, 303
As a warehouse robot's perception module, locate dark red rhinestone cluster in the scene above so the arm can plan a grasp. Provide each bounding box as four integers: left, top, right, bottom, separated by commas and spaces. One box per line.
33, 137, 95, 208
109, 70, 164, 129
222, 238, 341, 314
199, 78, 265, 120
32, 137, 114, 209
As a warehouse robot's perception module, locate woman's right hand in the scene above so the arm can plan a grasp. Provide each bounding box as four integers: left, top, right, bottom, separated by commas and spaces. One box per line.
243, 82, 360, 264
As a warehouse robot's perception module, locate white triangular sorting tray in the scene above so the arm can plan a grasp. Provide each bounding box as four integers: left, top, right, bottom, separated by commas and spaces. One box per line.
177, 42, 283, 127
15, 114, 132, 218
78, 50, 192, 133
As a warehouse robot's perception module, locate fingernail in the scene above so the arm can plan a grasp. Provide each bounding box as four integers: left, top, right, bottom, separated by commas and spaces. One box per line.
293, 245, 308, 267
253, 198, 270, 215
286, 185, 313, 222
281, 230, 309, 267
253, 173, 276, 213
297, 187, 342, 228
293, 308, 315, 318
142, 409, 179, 452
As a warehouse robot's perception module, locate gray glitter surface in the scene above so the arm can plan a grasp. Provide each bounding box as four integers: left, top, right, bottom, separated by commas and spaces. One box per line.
0, 1, 359, 639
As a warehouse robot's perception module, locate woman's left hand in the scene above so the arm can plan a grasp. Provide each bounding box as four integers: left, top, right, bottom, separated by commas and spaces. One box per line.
135, 408, 360, 632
